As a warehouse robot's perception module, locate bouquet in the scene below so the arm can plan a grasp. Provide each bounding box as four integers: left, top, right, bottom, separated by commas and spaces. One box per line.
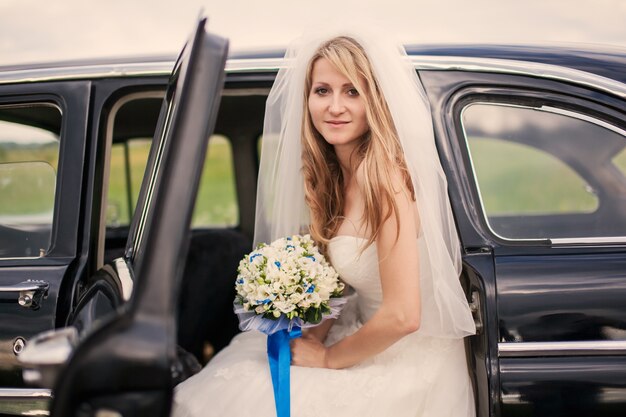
235, 234, 345, 330
234, 234, 345, 417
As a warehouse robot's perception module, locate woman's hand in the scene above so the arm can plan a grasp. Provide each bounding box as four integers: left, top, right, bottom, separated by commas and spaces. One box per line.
290, 333, 330, 368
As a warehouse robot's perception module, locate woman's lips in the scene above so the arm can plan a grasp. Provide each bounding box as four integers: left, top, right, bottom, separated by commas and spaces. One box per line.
325, 120, 349, 126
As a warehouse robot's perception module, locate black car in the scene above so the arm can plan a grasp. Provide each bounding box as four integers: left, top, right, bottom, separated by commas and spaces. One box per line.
0, 18, 625, 416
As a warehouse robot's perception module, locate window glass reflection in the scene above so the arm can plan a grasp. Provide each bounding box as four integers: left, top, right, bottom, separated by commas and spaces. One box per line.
0, 104, 61, 257
461, 103, 626, 240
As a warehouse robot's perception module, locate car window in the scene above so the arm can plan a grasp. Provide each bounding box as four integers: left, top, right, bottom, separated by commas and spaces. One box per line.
193, 134, 238, 226
107, 138, 151, 227
460, 102, 626, 241
107, 134, 238, 228
0, 104, 61, 258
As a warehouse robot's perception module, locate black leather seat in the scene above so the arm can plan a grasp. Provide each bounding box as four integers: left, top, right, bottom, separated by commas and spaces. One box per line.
177, 228, 252, 363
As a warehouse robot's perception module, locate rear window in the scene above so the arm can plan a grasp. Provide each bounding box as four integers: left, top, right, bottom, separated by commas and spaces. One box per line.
460, 102, 626, 240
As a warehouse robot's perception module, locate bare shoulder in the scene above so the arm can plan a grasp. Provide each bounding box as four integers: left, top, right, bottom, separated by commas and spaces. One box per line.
376, 166, 421, 254
385, 166, 416, 209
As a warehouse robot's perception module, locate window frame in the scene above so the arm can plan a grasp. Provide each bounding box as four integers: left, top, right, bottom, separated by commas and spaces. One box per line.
0, 97, 66, 260
98, 90, 165, 268
452, 88, 626, 247
99, 88, 246, 267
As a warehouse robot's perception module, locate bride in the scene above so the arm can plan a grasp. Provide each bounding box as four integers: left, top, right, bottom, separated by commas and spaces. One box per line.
173, 28, 477, 417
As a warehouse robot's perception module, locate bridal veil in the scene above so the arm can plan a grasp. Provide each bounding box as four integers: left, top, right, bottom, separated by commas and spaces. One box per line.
253, 26, 476, 339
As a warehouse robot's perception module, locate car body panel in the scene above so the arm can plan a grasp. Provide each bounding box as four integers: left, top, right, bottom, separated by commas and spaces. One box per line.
0, 81, 89, 389
420, 59, 626, 416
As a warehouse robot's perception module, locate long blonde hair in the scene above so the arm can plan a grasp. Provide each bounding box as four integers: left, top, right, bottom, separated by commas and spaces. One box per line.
301, 36, 415, 254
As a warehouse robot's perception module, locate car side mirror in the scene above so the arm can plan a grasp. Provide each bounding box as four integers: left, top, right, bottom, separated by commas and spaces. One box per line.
17, 326, 78, 388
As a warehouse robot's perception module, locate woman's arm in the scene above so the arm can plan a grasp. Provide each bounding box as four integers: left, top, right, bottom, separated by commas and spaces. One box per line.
292, 173, 421, 369
303, 318, 336, 342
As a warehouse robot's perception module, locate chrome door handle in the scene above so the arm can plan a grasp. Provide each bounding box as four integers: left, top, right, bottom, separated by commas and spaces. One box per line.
468, 290, 483, 334
0, 280, 49, 309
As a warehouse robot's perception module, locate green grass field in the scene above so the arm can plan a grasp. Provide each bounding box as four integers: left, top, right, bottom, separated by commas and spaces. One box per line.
106, 135, 238, 227
468, 137, 600, 215
0, 144, 58, 216
3, 135, 626, 226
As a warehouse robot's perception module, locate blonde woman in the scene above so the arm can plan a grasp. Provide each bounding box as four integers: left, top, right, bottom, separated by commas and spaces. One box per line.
174, 30, 477, 417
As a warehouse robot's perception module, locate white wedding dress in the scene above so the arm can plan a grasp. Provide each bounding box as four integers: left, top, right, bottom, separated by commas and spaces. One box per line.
173, 235, 476, 417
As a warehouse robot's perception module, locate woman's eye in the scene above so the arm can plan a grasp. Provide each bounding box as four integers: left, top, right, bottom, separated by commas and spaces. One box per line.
314, 87, 328, 95
347, 88, 359, 96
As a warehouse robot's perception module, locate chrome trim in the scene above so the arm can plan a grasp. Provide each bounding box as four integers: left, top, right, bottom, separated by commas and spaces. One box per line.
0, 388, 50, 416
551, 236, 626, 245
114, 258, 133, 301
499, 340, 626, 357
541, 105, 626, 137
0, 61, 174, 85
222, 87, 272, 96
0, 280, 48, 293
225, 57, 283, 73
410, 55, 626, 99
0, 55, 624, 100
129, 86, 175, 262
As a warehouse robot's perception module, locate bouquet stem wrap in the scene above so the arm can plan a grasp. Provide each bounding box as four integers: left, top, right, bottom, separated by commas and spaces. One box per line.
234, 235, 346, 417
267, 326, 302, 417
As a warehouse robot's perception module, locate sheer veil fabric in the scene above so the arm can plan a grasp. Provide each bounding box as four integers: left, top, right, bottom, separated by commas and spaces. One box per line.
172, 26, 477, 417
254, 26, 476, 339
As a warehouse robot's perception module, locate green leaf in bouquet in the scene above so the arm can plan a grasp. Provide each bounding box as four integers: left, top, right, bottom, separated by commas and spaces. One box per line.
262, 311, 279, 320
305, 307, 323, 324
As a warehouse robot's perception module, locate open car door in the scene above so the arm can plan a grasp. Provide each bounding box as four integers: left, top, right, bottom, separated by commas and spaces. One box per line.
48, 17, 228, 416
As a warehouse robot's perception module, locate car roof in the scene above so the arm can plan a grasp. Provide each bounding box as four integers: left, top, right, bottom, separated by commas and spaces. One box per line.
0, 43, 624, 89
409, 44, 626, 84
231, 43, 626, 84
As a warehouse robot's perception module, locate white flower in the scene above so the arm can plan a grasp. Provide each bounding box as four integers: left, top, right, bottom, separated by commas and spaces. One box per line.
235, 234, 343, 323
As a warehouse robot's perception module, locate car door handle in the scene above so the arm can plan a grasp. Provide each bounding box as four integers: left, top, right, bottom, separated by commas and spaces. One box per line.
468, 290, 483, 334
0, 280, 49, 309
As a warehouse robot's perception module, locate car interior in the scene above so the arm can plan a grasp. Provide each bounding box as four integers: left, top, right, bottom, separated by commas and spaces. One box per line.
101, 85, 269, 363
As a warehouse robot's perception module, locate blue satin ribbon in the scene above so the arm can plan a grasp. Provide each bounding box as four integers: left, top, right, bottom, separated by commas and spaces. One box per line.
267, 326, 302, 417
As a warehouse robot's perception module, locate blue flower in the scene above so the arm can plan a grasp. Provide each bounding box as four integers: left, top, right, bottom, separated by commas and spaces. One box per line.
306, 284, 315, 293
305, 255, 316, 262
274, 261, 281, 269
286, 244, 295, 251
249, 253, 261, 262
236, 278, 244, 284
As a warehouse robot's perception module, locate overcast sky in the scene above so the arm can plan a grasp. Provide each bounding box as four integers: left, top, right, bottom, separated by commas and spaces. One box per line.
0, 0, 625, 66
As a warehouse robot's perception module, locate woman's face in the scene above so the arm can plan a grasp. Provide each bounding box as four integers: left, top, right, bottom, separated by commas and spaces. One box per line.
308, 58, 369, 150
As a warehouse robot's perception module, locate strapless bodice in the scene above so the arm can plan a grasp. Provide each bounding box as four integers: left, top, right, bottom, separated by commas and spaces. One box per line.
327, 235, 382, 322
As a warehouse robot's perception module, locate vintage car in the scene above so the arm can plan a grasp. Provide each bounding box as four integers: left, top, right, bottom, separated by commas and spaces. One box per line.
0, 17, 625, 417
